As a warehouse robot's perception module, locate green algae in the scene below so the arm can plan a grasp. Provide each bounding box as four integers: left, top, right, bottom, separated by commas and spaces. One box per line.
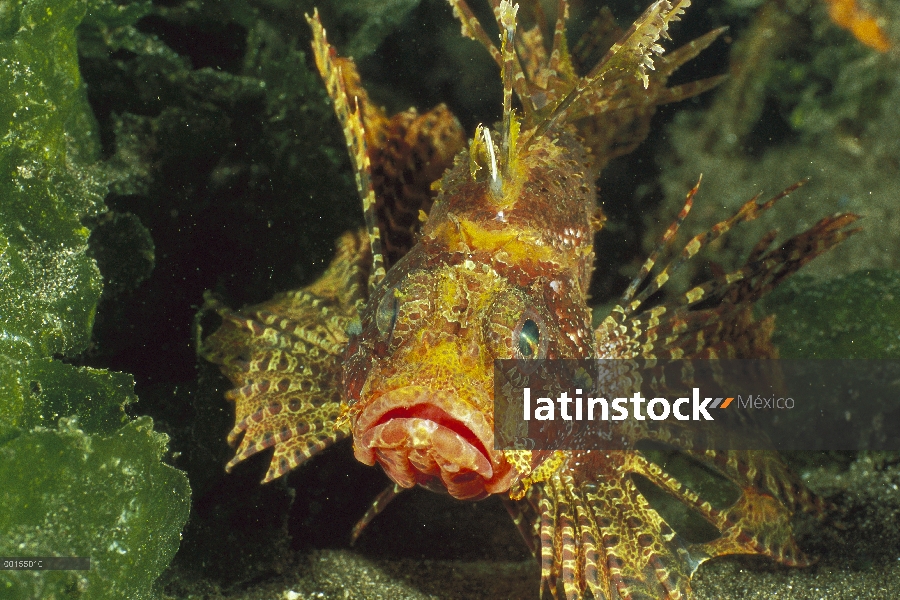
0, 0, 109, 361
0, 0, 189, 597
0, 358, 132, 434
0, 416, 190, 600
86, 211, 155, 296
763, 269, 900, 359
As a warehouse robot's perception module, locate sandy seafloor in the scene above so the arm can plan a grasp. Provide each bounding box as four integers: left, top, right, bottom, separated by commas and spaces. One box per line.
161, 453, 900, 599
180, 550, 900, 600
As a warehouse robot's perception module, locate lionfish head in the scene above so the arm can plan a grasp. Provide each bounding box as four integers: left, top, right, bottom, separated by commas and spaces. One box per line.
343, 255, 591, 500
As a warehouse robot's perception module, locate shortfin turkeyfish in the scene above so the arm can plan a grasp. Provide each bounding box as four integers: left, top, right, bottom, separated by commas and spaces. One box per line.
200, 1, 859, 597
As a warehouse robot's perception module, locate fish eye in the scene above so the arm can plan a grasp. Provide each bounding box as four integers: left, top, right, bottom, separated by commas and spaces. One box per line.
375, 286, 400, 341
513, 311, 546, 360
518, 319, 540, 357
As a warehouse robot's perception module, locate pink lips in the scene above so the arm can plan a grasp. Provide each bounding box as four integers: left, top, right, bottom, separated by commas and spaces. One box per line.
353, 387, 515, 500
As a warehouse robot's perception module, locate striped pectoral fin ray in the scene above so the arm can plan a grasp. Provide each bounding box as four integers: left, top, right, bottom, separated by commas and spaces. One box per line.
578, 194, 859, 598
201, 295, 350, 483
627, 211, 859, 359
535, 447, 818, 599
595, 177, 860, 361
627, 450, 815, 569
536, 451, 697, 600
686, 485, 812, 568
199, 231, 371, 483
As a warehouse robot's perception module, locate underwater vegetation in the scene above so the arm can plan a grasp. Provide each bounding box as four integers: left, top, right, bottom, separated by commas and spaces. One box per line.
0, 0, 190, 598
0, 0, 897, 597
653, 0, 899, 289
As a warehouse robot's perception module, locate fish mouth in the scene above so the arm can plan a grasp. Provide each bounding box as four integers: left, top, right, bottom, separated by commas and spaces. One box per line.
354, 387, 514, 500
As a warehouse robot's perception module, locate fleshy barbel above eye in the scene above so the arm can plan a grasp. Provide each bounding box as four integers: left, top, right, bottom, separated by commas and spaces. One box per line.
513, 308, 548, 360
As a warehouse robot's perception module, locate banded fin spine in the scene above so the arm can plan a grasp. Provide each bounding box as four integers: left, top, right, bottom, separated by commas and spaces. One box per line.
527, 0, 694, 145
350, 483, 405, 545
595, 182, 859, 361
307, 10, 386, 292
536, 447, 819, 599
499, 0, 521, 182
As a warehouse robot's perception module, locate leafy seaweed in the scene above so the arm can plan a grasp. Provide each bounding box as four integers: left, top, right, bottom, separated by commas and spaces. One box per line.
0, 0, 189, 597
0, 415, 190, 600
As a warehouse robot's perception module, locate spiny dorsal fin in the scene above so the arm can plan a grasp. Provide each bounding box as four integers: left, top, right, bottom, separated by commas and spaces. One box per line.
307, 10, 386, 292
499, 0, 520, 181
526, 0, 693, 145
307, 10, 465, 279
